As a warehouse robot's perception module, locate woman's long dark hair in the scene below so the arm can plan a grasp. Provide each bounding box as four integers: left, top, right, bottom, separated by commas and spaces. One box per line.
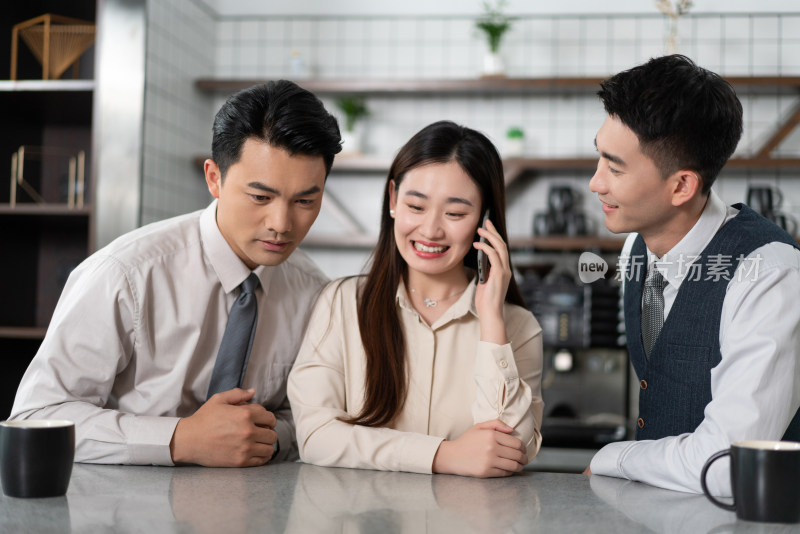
343, 120, 524, 427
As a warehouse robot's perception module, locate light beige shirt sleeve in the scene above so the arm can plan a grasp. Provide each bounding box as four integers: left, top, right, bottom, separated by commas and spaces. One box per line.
288, 277, 544, 474
472, 319, 544, 458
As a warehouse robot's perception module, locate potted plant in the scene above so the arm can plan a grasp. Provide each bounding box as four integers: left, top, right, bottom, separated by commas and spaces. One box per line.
336, 96, 369, 155
504, 126, 525, 157
475, 0, 513, 77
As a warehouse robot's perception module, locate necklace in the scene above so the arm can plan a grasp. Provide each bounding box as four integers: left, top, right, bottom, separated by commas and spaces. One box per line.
408, 286, 467, 308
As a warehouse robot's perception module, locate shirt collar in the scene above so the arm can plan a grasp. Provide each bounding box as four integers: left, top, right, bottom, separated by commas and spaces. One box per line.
649, 189, 728, 289
395, 276, 478, 329
200, 200, 273, 295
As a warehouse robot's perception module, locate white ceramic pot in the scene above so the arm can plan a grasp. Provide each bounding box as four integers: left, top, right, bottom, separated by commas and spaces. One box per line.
504, 137, 524, 157
482, 51, 505, 77
340, 130, 362, 155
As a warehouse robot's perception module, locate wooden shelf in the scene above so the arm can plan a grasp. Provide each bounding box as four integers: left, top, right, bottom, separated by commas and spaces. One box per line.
302, 233, 625, 251
511, 236, 626, 252
725, 157, 800, 169
0, 326, 47, 339
194, 155, 800, 170
509, 156, 800, 171
195, 76, 800, 96
197, 77, 607, 96
0, 204, 91, 216
304, 228, 797, 251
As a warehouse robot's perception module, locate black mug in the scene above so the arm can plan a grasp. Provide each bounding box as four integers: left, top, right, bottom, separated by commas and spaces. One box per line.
0, 420, 75, 498
746, 186, 782, 217
701, 440, 800, 523
534, 212, 568, 235
565, 212, 590, 236
547, 186, 576, 214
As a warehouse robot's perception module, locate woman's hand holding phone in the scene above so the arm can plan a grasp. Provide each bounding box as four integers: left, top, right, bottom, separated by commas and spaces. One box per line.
473, 215, 510, 345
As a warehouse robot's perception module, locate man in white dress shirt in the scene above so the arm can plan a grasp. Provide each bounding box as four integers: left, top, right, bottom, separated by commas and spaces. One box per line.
10, 80, 341, 467
585, 55, 800, 495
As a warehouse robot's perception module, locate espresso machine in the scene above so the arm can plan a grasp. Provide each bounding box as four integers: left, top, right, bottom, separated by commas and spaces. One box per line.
520, 269, 629, 449
533, 186, 590, 236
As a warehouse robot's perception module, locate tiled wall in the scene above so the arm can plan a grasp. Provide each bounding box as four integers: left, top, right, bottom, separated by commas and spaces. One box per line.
143, 8, 800, 278
140, 0, 216, 224
213, 14, 800, 78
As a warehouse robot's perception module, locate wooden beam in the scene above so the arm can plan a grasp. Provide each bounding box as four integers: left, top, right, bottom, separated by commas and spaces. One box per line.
320, 189, 366, 236
755, 101, 800, 159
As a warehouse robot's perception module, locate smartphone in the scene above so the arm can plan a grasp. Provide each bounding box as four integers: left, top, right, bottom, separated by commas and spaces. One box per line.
477, 210, 491, 284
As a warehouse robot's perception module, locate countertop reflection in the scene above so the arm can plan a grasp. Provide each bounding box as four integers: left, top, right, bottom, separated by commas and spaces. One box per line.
1, 462, 796, 533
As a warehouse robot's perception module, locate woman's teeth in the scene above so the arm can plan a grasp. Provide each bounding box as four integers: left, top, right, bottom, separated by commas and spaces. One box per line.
414, 242, 447, 253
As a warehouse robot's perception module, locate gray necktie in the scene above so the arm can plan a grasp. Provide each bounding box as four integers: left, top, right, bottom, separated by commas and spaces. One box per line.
207, 273, 260, 399
641, 266, 667, 358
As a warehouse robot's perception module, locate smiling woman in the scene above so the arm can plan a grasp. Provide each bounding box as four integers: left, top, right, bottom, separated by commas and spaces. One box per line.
389, 160, 482, 311
288, 120, 545, 479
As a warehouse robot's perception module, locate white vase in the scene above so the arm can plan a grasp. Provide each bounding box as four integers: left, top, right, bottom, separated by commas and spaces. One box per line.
505, 137, 524, 158
482, 51, 505, 77
340, 130, 362, 155
664, 17, 681, 54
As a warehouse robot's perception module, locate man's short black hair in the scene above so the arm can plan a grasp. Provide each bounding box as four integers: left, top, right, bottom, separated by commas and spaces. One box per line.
598, 54, 743, 193
211, 80, 341, 179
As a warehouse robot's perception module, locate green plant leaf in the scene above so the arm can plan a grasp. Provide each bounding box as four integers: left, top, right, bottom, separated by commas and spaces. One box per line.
475, 0, 513, 52
335, 96, 369, 132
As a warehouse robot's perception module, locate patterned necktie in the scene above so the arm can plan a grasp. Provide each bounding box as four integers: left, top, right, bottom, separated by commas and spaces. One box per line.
641, 266, 667, 358
207, 273, 260, 399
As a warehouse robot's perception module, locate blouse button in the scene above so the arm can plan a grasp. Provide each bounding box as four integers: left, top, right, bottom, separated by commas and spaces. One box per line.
640, 380, 648, 390
637, 417, 645, 429
499, 359, 508, 368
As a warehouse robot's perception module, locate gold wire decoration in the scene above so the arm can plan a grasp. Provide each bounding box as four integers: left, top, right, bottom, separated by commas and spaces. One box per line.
10, 13, 96, 80
9, 146, 85, 208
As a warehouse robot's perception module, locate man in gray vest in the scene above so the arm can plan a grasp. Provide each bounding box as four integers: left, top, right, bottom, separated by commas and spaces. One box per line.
585, 54, 800, 495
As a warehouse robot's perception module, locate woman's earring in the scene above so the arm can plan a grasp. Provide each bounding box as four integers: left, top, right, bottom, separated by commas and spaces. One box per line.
389, 209, 395, 217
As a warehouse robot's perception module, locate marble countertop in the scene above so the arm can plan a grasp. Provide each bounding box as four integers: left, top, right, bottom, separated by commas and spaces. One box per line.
1, 462, 798, 533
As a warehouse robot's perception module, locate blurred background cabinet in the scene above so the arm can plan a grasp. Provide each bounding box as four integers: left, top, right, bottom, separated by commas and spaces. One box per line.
0, 1, 96, 418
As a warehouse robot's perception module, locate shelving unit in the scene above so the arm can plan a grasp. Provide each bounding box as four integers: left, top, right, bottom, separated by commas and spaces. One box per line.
0, 91, 94, 324
196, 76, 800, 166
195, 75, 800, 251
1, 1, 96, 418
